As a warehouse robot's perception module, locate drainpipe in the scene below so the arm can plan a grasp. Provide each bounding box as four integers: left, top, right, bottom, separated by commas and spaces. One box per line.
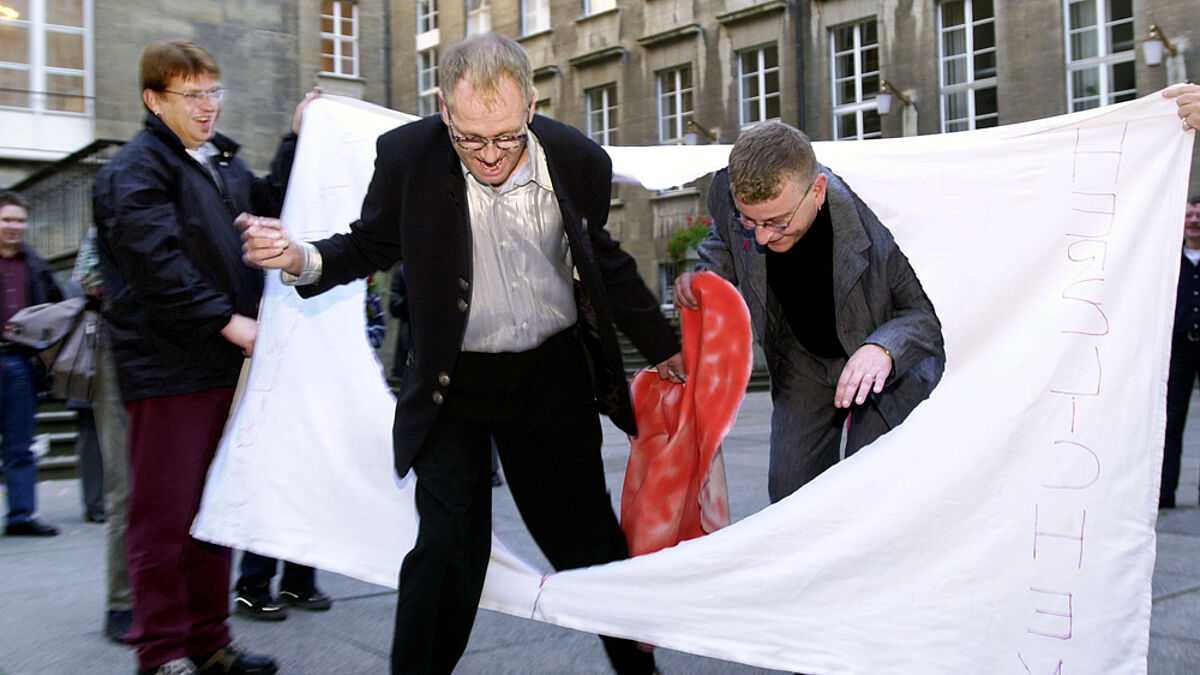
384, 0, 394, 109
794, 0, 808, 131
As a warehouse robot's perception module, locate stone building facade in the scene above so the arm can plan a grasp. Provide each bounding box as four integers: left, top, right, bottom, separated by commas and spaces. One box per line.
386, 0, 1199, 300
2, 0, 1198, 296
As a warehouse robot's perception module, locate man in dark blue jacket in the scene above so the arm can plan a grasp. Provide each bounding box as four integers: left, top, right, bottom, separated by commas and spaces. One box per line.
92, 40, 315, 675
0, 190, 63, 537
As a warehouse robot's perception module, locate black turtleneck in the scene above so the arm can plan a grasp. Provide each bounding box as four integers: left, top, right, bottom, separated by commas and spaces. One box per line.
765, 201, 846, 359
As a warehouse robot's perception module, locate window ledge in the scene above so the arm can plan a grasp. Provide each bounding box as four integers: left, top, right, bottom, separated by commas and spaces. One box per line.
318, 72, 366, 83
716, 0, 787, 26
637, 23, 703, 49
517, 29, 554, 43
568, 46, 628, 67
575, 7, 619, 25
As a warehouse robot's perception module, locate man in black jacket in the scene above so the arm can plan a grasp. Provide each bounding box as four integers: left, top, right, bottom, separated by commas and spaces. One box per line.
1161, 195, 1200, 509
93, 41, 315, 675
0, 190, 63, 537
244, 33, 681, 675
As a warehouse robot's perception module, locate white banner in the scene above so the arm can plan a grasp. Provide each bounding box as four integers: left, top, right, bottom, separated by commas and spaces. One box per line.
194, 93, 1195, 674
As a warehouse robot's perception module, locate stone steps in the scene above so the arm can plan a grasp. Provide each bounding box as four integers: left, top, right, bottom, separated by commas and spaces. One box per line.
33, 400, 80, 481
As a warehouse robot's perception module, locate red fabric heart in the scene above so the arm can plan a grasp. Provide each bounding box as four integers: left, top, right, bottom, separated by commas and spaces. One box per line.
621, 272, 754, 556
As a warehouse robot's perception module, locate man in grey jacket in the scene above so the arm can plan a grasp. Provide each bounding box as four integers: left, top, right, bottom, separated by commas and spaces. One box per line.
675, 121, 945, 503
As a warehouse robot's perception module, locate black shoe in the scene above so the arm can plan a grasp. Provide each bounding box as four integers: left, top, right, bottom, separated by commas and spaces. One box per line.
1160, 494, 1176, 509
233, 588, 288, 621
105, 608, 133, 644
193, 644, 277, 674
4, 518, 59, 536
278, 587, 333, 611
86, 510, 107, 523
491, 471, 504, 487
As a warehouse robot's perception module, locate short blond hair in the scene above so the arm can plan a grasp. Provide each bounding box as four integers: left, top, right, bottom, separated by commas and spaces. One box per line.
728, 121, 819, 204
439, 33, 535, 112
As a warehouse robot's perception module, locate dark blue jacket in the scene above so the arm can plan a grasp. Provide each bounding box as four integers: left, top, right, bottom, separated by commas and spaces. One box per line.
92, 113, 295, 400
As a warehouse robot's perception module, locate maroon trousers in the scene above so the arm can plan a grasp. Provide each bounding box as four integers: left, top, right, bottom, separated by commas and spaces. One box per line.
124, 387, 235, 670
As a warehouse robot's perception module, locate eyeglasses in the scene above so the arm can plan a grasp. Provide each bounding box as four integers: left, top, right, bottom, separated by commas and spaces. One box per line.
162, 88, 226, 103
732, 177, 816, 232
446, 114, 527, 152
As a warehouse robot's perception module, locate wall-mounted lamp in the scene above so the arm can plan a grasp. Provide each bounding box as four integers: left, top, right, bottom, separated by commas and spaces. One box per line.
1143, 24, 1178, 66
685, 119, 719, 145
876, 79, 913, 115
0, 4, 20, 20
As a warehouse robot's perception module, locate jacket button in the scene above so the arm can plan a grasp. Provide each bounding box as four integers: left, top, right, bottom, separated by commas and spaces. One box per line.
457, 299, 468, 312
438, 371, 450, 386
432, 391, 444, 405
458, 278, 470, 291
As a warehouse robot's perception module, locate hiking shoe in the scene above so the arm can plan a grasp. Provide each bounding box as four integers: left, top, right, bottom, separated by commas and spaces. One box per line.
194, 644, 277, 674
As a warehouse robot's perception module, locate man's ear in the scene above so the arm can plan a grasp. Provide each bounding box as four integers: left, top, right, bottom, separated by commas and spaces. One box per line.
527, 87, 538, 123
142, 89, 160, 116
812, 173, 829, 206
438, 92, 450, 127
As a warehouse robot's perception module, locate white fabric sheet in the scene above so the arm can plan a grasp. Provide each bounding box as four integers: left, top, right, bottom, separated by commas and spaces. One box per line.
194, 93, 1195, 674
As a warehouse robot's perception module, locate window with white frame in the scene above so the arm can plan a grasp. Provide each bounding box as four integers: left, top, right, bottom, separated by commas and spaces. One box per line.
657, 65, 693, 143
738, 44, 780, 128
321, 0, 358, 77
585, 84, 617, 145
938, 0, 998, 132
830, 18, 880, 140
1064, 0, 1134, 111
466, 0, 491, 35
417, 0, 437, 34
418, 48, 438, 116
521, 0, 550, 35
583, 0, 616, 15
0, 0, 91, 114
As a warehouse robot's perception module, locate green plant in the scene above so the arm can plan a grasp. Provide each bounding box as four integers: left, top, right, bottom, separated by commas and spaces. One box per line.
666, 217, 713, 265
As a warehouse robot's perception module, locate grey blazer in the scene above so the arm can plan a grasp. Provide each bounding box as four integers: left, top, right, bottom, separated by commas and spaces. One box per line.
698, 166, 945, 428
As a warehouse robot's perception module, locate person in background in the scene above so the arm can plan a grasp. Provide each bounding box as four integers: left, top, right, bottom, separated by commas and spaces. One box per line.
92, 40, 316, 675
0, 190, 63, 537
73, 226, 135, 643
232, 275, 391, 621
1165, 83, 1200, 130
1161, 195, 1200, 509
69, 398, 107, 524
233, 554, 332, 621
388, 265, 411, 384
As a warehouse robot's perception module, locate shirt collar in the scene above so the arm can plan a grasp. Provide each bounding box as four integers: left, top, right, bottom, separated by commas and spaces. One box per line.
185, 141, 220, 166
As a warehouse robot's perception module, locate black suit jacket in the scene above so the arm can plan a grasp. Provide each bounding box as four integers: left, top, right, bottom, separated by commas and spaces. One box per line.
300, 114, 677, 476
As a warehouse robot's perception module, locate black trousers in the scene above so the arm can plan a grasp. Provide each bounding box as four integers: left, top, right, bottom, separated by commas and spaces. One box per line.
237, 552, 315, 594
390, 329, 655, 675
1162, 334, 1200, 506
